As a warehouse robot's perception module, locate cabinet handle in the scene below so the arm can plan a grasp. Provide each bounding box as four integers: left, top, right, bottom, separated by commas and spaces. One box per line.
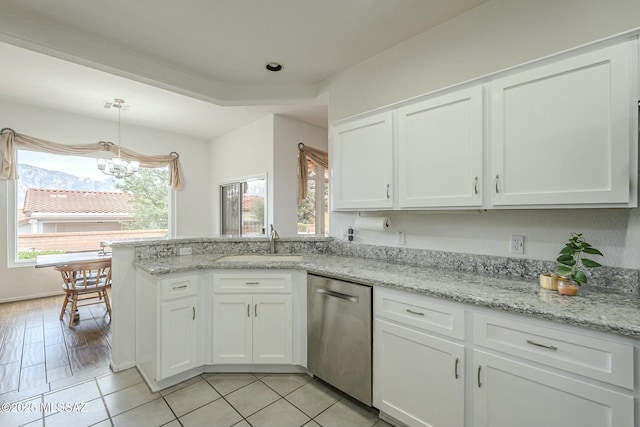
192, 307, 195, 320
254, 304, 258, 317
386, 184, 390, 199
455, 358, 459, 379
247, 304, 250, 317
477, 365, 482, 388
405, 309, 425, 316
245, 282, 260, 285
526, 339, 558, 351
172, 284, 188, 290
474, 177, 479, 195
495, 175, 500, 194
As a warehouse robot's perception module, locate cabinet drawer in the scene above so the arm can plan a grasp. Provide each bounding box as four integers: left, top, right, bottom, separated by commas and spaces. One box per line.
374, 288, 465, 340
161, 275, 198, 300
473, 312, 634, 389
213, 273, 292, 293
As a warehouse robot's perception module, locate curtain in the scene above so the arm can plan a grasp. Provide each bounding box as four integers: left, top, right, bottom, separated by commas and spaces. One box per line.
297, 142, 328, 204
1, 128, 184, 190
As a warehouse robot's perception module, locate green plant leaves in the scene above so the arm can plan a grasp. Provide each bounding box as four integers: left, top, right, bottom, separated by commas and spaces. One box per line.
556, 254, 575, 265
582, 247, 603, 256
555, 232, 603, 286
582, 258, 602, 268
555, 265, 573, 276
573, 270, 587, 286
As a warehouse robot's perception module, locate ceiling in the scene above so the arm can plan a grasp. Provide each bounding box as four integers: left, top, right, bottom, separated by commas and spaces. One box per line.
0, 0, 487, 140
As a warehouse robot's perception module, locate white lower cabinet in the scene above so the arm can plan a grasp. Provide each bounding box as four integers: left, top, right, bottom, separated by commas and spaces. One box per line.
212, 293, 292, 364
374, 319, 464, 427
473, 350, 634, 427
135, 271, 201, 387
373, 288, 637, 427
212, 271, 294, 365
374, 288, 465, 427
160, 296, 198, 378
136, 268, 304, 392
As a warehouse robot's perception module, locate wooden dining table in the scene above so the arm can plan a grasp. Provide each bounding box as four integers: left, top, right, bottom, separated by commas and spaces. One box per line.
34, 250, 112, 268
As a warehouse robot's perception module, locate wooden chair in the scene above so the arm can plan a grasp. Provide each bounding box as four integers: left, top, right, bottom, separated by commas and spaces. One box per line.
55, 259, 112, 328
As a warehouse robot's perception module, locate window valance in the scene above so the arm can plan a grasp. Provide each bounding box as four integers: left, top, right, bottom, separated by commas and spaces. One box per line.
297, 142, 328, 204
1, 128, 183, 190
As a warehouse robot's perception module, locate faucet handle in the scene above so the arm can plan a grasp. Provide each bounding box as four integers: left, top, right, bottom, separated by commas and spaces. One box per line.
269, 224, 279, 238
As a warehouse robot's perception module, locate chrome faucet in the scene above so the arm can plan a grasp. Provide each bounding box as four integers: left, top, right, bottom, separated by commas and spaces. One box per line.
269, 224, 279, 254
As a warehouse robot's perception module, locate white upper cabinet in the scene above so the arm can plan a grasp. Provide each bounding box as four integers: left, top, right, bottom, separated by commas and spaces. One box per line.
490, 40, 637, 207
329, 37, 638, 211
398, 87, 484, 208
331, 111, 394, 210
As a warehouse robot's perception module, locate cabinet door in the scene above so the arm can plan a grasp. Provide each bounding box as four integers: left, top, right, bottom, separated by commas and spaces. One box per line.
212, 294, 252, 364
331, 111, 394, 210
160, 297, 198, 379
252, 294, 292, 364
374, 319, 464, 427
473, 350, 634, 427
490, 41, 636, 206
398, 87, 483, 208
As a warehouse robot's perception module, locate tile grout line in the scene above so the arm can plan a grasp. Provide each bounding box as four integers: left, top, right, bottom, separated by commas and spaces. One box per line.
94, 376, 115, 427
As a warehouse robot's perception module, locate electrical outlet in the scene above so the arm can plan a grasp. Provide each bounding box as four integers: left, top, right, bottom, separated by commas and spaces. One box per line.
179, 247, 192, 256
510, 235, 524, 254
397, 230, 406, 245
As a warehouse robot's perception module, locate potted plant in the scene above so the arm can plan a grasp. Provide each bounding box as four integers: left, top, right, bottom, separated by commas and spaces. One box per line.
554, 232, 603, 295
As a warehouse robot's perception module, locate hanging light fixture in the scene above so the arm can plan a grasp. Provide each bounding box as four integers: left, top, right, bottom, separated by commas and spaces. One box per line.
97, 98, 140, 178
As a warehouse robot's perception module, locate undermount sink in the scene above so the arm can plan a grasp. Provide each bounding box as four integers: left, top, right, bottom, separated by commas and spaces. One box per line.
215, 255, 303, 262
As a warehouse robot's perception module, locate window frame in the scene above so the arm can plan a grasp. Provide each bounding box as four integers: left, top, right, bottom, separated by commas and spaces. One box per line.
7, 150, 175, 268
298, 162, 328, 236
219, 173, 268, 237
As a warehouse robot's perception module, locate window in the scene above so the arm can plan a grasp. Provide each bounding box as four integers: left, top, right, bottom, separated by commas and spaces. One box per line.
298, 162, 328, 235
10, 149, 171, 265
220, 176, 266, 236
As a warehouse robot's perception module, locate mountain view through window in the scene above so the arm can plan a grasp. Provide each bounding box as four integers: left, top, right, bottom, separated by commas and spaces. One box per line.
15, 149, 169, 261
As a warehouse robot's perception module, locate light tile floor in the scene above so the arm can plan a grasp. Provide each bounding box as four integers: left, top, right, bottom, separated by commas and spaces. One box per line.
1, 296, 394, 426
1, 369, 394, 427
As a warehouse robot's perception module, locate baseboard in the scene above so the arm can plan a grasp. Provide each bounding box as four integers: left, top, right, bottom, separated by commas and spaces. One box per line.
110, 360, 136, 373
0, 291, 62, 304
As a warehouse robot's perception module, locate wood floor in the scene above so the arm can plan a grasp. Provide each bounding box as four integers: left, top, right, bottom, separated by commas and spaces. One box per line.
0, 294, 111, 397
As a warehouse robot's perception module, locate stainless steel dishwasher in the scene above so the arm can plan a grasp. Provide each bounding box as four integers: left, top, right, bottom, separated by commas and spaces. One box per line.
307, 274, 372, 406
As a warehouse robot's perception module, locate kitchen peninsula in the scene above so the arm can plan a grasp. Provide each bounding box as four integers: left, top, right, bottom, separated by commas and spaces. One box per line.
108, 237, 640, 427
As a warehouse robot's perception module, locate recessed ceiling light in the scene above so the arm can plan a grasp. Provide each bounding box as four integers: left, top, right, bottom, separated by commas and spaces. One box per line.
265, 62, 283, 72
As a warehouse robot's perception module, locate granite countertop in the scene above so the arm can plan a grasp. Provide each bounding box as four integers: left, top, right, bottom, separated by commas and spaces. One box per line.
135, 253, 640, 339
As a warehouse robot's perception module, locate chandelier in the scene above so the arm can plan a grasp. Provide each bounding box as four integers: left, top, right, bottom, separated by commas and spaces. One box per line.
97, 98, 139, 178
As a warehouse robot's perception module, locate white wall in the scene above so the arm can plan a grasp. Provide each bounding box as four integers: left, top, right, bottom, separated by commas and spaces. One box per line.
323, 0, 640, 122
209, 114, 328, 237
274, 115, 328, 236
210, 115, 274, 235
323, 0, 640, 269
0, 100, 211, 301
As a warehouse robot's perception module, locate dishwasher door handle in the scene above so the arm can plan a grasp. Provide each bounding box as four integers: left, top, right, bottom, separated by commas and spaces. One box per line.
316, 288, 359, 304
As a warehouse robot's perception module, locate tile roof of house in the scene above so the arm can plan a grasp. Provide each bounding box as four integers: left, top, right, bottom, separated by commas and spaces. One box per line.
22, 189, 134, 215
